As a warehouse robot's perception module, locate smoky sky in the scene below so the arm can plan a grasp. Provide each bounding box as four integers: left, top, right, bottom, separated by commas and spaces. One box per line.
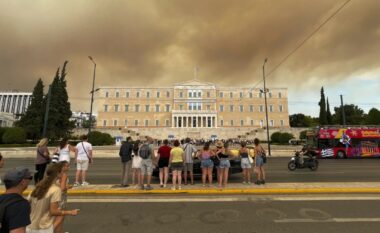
0, 0, 379, 115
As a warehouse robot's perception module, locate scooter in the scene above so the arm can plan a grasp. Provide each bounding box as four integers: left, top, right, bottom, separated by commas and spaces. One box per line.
288, 150, 319, 171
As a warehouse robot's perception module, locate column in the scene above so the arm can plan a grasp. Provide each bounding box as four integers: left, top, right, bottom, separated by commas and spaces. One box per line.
172, 116, 175, 128
195, 116, 197, 128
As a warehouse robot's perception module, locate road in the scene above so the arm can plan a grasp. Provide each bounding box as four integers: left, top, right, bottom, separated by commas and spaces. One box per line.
63, 195, 380, 233
2, 157, 380, 184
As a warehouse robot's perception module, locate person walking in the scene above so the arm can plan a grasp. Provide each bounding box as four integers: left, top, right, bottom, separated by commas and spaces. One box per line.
0, 167, 32, 233
197, 142, 215, 187
53, 161, 71, 233
157, 139, 171, 188
119, 136, 133, 187
131, 140, 142, 188
239, 141, 251, 184
34, 138, 50, 184
139, 137, 156, 190
182, 138, 197, 185
169, 140, 185, 190
215, 142, 231, 188
54, 138, 76, 164
253, 138, 266, 185
27, 164, 79, 233
74, 135, 93, 187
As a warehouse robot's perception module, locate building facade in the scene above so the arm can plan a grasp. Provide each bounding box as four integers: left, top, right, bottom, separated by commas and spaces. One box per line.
96, 80, 289, 139
0, 92, 32, 117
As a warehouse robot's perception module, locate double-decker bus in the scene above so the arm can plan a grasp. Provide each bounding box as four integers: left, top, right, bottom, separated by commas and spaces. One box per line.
307, 126, 380, 159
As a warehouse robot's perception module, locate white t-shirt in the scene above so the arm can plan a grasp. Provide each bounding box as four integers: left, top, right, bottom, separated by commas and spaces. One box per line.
76, 141, 93, 160
58, 145, 70, 163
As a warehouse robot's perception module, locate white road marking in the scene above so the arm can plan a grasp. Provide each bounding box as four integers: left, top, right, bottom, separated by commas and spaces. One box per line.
275, 218, 380, 223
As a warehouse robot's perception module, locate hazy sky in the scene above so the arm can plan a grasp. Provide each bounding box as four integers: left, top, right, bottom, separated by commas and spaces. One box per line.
0, 0, 379, 116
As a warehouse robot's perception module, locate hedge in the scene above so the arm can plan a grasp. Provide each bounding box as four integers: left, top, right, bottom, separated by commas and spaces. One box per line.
271, 131, 295, 144
88, 131, 114, 146
2, 127, 27, 144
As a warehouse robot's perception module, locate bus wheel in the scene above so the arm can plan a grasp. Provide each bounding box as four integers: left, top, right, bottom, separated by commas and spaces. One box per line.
336, 151, 346, 159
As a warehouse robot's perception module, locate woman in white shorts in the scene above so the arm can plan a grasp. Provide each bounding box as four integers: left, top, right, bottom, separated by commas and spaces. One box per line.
131, 140, 142, 188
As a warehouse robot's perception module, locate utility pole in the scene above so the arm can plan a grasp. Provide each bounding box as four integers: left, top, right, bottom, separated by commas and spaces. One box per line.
42, 85, 52, 138
340, 94, 346, 126
88, 56, 96, 135
263, 58, 271, 156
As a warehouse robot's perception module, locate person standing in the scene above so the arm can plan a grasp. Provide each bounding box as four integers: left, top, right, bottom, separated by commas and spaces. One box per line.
0, 167, 32, 233
118, 137, 133, 187
54, 138, 76, 164
197, 142, 215, 187
53, 161, 71, 233
139, 137, 156, 190
157, 139, 171, 188
34, 138, 50, 184
169, 140, 184, 190
239, 141, 252, 184
131, 140, 142, 189
253, 138, 266, 185
74, 135, 93, 186
182, 138, 197, 185
27, 164, 79, 233
215, 142, 231, 188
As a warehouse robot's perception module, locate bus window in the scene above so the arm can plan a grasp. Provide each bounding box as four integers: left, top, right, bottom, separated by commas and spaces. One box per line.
318, 139, 334, 149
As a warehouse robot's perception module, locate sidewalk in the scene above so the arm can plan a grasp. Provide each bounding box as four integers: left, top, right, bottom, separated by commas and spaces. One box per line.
3, 182, 380, 195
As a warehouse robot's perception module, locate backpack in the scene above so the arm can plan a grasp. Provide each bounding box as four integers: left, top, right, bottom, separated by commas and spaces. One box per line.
0, 195, 25, 229
139, 143, 152, 159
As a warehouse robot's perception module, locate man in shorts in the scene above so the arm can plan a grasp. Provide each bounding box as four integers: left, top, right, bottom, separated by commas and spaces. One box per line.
0, 167, 32, 232
75, 135, 93, 186
139, 137, 156, 190
182, 138, 198, 185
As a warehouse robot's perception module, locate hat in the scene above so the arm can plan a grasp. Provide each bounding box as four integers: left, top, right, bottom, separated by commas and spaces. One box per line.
216, 141, 223, 148
3, 167, 33, 185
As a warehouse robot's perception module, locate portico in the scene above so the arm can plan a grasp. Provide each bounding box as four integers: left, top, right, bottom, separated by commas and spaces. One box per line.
172, 114, 217, 128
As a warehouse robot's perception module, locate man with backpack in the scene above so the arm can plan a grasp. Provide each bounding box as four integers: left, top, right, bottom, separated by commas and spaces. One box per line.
139, 136, 156, 190
119, 137, 133, 187
0, 167, 32, 233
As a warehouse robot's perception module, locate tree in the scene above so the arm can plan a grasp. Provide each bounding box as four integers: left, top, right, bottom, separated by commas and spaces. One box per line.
332, 104, 365, 125
16, 79, 45, 140
2, 127, 27, 144
289, 114, 318, 127
365, 108, 380, 125
318, 87, 327, 125
326, 98, 332, 125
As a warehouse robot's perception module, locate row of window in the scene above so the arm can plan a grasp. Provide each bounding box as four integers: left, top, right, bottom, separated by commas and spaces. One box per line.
102, 119, 286, 127
103, 104, 284, 113
104, 90, 283, 99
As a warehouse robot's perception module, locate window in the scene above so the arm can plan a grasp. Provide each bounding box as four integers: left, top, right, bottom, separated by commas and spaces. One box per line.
126, 92, 130, 98
239, 105, 244, 112
220, 120, 224, 126
104, 105, 108, 112
179, 92, 183, 98
198, 91, 201, 98
189, 104, 192, 111
105, 92, 109, 98
125, 105, 129, 112
166, 91, 170, 98
270, 120, 274, 127
147, 92, 150, 98
249, 105, 254, 112
198, 103, 201, 110
260, 105, 264, 112
155, 105, 160, 112
207, 92, 210, 98
219, 105, 224, 112
114, 105, 119, 112
165, 119, 170, 127
269, 92, 272, 98
230, 92, 233, 98
269, 105, 273, 112
125, 119, 128, 126
135, 120, 139, 126
280, 120, 284, 126
240, 92, 243, 98
145, 120, 149, 126
229, 105, 234, 112
251, 120, 254, 126
116, 92, 120, 98
240, 120, 244, 126
278, 92, 282, 98
180, 104, 183, 110
219, 92, 223, 98
279, 105, 283, 112
189, 92, 192, 98
230, 120, 234, 126
259, 92, 263, 98
103, 120, 107, 126
135, 105, 140, 112
157, 92, 160, 98
155, 120, 159, 126
166, 104, 170, 112
249, 92, 253, 98
136, 92, 140, 98
207, 105, 211, 110
145, 105, 150, 112
260, 120, 264, 128
113, 120, 118, 126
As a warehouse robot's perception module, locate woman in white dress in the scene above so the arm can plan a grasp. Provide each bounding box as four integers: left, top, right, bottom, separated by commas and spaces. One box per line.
54, 138, 76, 164
131, 140, 142, 188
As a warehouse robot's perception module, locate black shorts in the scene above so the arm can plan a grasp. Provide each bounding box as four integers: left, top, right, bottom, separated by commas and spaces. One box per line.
158, 158, 169, 168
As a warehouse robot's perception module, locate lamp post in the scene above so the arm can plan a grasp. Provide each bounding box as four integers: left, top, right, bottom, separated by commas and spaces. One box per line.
262, 58, 271, 156
88, 56, 96, 135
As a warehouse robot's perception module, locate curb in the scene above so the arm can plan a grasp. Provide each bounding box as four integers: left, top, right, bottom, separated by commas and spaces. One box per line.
6, 188, 380, 196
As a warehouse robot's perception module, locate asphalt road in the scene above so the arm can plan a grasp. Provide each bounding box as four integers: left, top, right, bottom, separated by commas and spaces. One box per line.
62, 195, 380, 233
2, 157, 380, 184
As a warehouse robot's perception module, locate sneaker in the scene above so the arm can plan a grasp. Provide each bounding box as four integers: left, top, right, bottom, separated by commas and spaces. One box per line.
202, 184, 206, 187
140, 185, 145, 190
82, 181, 90, 186
160, 184, 164, 188
261, 180, 266, 185
73, 182, 80, 187
254, 181, 261, 185
178, 186, 182, 190
145, 186, 153, 190
247, 182, 251, 185
163, 184, 167, 188
171, 186, 176, 191
242, 182, 247, 185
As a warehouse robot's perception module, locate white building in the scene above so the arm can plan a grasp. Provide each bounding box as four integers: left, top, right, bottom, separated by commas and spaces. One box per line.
0, 112, 16, 127
0, 92, 32, 117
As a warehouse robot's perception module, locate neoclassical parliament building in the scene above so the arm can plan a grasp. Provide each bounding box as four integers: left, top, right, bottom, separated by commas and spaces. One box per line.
96, 80, 289, 139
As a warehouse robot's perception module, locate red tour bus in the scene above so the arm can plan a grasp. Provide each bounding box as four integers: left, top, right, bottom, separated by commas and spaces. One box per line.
308, 126, 380, 159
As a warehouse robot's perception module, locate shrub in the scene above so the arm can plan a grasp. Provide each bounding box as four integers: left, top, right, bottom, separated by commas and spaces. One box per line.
299, 130, 307, 140
2, 127, 27, 144
88, 131, 114, 146
0, 127, 10, 144
279, 132, 294, 144
270, 132, 282, 143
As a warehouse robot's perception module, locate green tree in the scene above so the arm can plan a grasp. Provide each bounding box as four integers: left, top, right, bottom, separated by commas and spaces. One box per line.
332, 104, 365, 125
289, 114, 318, 127
16, 79, 46, 140
365, 108, 380, 125
326, 98, 332, 125
318, 87, 327, 125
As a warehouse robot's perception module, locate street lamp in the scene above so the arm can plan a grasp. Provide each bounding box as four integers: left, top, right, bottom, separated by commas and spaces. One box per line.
262, 58, 271, 156
88, 56, 96, 135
